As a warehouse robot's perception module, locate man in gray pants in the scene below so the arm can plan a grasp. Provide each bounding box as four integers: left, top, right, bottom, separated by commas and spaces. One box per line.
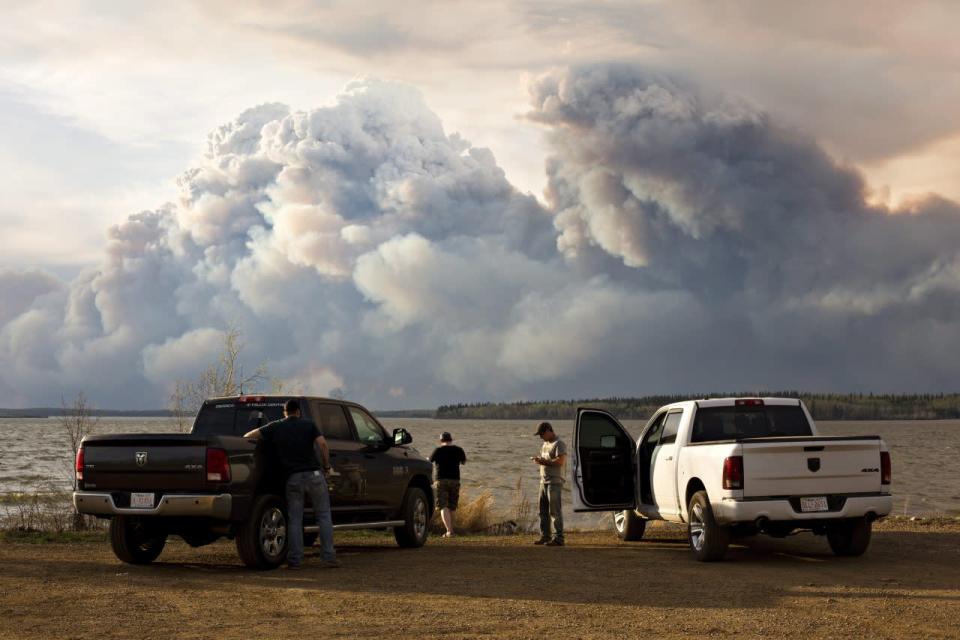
532, 421, 567, 546
245, 399, 340, 569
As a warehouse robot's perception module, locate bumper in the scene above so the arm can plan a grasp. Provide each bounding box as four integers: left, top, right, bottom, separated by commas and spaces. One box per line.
715, 494, 893, 525
73, 492, 232, 519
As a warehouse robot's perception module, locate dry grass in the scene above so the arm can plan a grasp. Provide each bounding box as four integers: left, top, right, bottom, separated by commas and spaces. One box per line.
0, 485, 102, 535
429, 477, 540, 535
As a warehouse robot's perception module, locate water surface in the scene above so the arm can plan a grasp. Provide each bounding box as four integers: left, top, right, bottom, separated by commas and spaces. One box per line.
1, 417, 956, 529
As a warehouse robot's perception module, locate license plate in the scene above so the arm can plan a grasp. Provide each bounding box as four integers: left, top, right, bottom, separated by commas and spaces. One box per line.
800, 496, 828, 512
130, 492, 155, 509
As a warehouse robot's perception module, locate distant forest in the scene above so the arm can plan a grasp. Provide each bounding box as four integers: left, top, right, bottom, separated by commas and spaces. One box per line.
436, 392, 960, 421
5, 392, 960, 422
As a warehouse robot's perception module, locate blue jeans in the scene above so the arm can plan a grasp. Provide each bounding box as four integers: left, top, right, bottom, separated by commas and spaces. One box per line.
539, 481, 564, 541
286, 470, 336, 565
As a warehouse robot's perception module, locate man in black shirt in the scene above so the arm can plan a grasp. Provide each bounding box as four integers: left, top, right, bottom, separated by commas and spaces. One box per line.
429, 431, 467, 537
244, 399, 340, 569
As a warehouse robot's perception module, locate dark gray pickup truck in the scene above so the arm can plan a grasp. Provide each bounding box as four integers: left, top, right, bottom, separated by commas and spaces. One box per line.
74, 395, 434, 568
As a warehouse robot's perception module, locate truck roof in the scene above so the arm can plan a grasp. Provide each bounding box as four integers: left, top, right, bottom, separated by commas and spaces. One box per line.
658, 397, 803, 411
203, 394, 367, 409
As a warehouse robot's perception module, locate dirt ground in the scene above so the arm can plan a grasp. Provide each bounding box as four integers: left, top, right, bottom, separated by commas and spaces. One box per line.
1, 518, 958, 640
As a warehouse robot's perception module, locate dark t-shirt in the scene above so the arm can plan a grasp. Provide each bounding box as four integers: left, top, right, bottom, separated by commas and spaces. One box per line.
430, 445, 466, 481
259, 416, 324, 476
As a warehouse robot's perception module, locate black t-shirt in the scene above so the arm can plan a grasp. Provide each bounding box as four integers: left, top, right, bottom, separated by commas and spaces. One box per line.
430, 445, 466, 481
260, 416, 323, 476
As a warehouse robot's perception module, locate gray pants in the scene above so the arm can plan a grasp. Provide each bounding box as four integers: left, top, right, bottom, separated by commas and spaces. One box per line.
538, 481, 564, 541
286, 470, 336, 565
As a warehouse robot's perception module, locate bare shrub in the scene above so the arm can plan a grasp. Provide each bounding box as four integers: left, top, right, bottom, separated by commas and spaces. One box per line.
60, 393, 99, 530
170, 325, 269, 432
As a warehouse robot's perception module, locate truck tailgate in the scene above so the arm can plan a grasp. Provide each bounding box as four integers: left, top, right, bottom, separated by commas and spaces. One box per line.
741, 436, 882, 497
82, 435, 206, 491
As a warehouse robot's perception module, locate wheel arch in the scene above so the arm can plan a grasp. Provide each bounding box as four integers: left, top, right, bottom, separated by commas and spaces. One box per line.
408, 474, 434, 517
684, 478, 707, 520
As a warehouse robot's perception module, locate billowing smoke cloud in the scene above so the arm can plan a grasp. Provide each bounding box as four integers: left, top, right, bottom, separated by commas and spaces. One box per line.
3, 68, 960, 409
529, 65, 960, 390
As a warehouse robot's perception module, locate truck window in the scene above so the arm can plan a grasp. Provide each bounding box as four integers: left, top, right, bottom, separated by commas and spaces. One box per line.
579, 413, 632, 450
691, 405, 812, 442
309, 402, 353, 440
349, 407, 387, 445
659, 411, 682, 445
192, 400, 288, 436
642, 412, 667, 447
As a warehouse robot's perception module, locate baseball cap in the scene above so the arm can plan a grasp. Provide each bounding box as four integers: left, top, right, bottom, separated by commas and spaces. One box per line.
534, 421, 553, 436
440, 431, 453, 442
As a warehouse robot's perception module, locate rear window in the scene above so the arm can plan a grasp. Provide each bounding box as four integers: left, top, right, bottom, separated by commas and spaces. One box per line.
193, 400, 288, 436
691, 405, 812, 443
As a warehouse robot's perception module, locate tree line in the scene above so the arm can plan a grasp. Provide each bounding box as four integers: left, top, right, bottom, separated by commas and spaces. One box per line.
436, 392, 960, 421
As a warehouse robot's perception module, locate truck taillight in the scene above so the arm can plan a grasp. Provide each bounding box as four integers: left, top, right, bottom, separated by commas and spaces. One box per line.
206, 448, 231, 483
75, 447, 84, 483
722, 455, 743, 490
880, 451, 891, 485
734, 399, 764, 407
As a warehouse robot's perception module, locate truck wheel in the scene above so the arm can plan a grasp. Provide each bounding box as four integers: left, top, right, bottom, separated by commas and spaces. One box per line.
109, 516, 167, 565
827, 518, 872, 556
236, 495, 288, 569
688, 490, 730, 562
614, 509, 646, 541
394, 487, 429, 548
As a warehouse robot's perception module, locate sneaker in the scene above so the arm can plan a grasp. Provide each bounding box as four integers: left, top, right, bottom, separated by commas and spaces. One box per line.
319, 559, 342, 569
443, 532, 454, 538
533, 537, 550, 545
285, 563, 303, 570
545, 538, 565, 547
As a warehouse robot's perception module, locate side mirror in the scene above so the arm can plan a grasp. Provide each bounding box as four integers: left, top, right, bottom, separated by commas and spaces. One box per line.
393, 428, 413, 446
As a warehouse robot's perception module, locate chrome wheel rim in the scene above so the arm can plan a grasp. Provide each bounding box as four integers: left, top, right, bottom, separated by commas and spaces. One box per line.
260, 507, 287, 559
413, 497, 427, 540
614, 511, 626, 533
689, 503, 705, 551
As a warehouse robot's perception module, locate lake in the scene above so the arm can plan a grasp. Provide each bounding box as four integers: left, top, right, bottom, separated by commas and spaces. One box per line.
1, 417, 957, 529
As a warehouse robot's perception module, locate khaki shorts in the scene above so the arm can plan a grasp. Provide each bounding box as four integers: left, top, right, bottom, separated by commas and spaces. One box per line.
435, 479, 461, 510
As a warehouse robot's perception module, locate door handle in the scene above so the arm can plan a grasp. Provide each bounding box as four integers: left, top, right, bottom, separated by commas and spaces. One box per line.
664, 456, 673, 461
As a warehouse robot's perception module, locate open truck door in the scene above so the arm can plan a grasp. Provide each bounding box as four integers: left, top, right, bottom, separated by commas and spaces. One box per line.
572, 408, 636, 512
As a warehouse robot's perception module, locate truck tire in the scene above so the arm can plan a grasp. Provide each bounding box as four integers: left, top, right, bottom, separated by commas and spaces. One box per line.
236, 495, 288, 569
687, 490, 730, 562
827, 517, 872, 557
109, 516, 167, 565
394, 487, 429, 548
614, 509, 646, 541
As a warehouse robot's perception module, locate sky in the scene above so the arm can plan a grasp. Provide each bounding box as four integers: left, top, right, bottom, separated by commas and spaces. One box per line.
1, 1, 960, 409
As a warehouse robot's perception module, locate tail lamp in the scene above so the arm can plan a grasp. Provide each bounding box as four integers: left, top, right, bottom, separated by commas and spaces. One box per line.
206, 448, 231, 483
722, 455, 744, 490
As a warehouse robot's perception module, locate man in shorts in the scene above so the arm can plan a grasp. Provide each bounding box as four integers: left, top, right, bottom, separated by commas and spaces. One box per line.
430, 431, 466, 537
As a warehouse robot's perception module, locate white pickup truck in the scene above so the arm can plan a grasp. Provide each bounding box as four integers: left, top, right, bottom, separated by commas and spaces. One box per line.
571, 397, 892, 561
